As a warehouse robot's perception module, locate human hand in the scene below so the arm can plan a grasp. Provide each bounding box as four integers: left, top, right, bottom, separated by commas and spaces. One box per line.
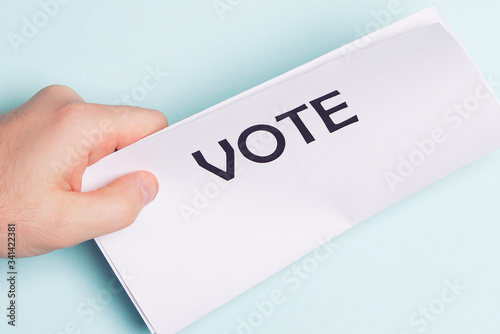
0, 85, 168, 258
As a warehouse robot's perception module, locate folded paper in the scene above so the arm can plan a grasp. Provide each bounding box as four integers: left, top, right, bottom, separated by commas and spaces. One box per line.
82, 7, 500, 333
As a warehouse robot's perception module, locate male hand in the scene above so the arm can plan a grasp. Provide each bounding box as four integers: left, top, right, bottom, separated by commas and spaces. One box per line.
0, 85, 168, 258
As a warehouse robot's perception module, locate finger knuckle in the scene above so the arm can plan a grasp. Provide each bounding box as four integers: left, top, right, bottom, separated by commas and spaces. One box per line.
56, 102, 87, 119
39, 84, 78, 98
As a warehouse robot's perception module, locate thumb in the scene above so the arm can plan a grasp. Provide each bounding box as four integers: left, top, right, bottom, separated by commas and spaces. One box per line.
55, 171, 158, 247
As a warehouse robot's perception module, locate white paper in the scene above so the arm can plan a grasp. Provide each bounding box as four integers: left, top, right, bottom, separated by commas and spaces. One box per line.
82, 7, 500, 334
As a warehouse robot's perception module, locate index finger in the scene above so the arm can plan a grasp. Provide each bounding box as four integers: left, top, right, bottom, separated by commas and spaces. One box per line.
69, 103, 169, 166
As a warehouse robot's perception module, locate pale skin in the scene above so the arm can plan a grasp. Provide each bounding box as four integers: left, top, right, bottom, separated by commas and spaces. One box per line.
0, 85, 168, 258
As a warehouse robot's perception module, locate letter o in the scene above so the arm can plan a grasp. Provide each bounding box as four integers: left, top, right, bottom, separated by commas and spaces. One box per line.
247, 311, 264, 328
204, 182, 220, 199
97, 289, 113, 305
302, 257, 319, 273
429, 299, 445, 315
408, 150, 425, 166
131, 85, 147, 102
464, 96, 479, 112
33, 11, 49, 27
108, 278, 123, 294
238, 124, 285, 163
76, 140, 91, 157
475, 84, 491, 100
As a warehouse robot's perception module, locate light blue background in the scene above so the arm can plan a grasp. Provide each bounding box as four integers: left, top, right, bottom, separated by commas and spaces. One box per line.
1, 1, 500, 333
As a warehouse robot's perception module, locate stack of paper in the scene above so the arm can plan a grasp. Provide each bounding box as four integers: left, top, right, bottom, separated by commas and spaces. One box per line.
82, 7, 500, 333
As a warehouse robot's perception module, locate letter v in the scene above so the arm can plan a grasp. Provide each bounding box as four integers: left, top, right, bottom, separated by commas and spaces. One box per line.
192, 139, 235, 181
